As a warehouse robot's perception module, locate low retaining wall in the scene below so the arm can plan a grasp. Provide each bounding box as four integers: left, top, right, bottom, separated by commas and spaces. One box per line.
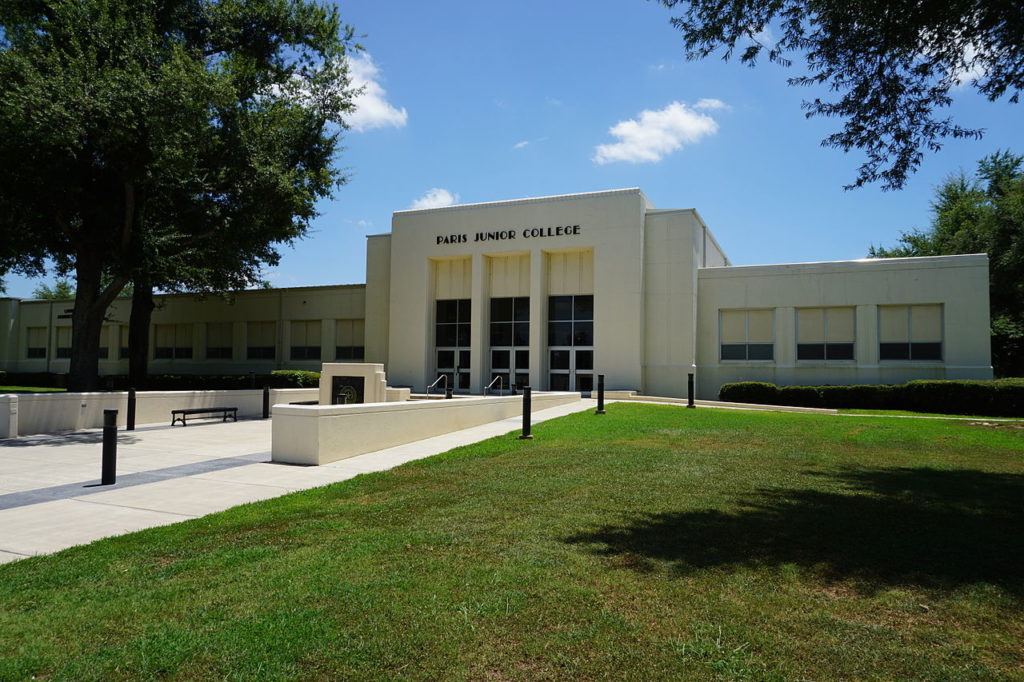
0, 388, 318, 437
271, 392, 582, 466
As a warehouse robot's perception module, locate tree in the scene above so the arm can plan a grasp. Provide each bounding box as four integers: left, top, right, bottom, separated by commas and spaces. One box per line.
0, 0, 357, 391
32, 280, 76, 300
870, 151, 1024, 376
658, 0, 1024, 190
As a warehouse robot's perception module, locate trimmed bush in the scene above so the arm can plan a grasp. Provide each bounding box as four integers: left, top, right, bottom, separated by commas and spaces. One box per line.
718, 382, 779, 405
717, 379, 1024, 417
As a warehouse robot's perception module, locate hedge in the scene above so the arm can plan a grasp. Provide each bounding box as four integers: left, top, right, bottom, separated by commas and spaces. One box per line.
1, 370, 320, 391
718, 379, 1024, 417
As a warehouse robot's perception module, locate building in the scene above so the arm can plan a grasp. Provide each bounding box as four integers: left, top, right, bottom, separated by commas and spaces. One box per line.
0, 188, 994, 399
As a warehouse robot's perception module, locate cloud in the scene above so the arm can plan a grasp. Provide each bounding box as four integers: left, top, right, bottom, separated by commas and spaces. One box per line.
513, 140, 529, 149
346, 53, 408, 132
410, 188, 460, 210
593, 101, 722, 165
694, 98, 729, 111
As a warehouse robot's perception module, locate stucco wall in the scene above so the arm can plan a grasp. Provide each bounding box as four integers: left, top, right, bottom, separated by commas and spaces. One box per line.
695, 254, 993, 399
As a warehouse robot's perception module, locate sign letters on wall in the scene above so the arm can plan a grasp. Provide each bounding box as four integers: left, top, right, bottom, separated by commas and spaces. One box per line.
436, 224, 581, 245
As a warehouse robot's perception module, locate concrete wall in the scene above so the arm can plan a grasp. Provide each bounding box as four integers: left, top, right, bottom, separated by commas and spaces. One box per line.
3, 285, 366, 376
0, 388, 317, 437
695, 254, 993, 399
387, 188, 648, 393
364, 234, 392, 365
271, 391, 581, 465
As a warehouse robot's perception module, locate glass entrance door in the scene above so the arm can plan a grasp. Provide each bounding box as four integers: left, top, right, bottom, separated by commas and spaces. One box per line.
435, 299, 471, 391
547, 295, 593, 392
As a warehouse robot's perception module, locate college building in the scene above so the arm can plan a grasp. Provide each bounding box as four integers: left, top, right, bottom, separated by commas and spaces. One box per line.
0, 188, 994, 399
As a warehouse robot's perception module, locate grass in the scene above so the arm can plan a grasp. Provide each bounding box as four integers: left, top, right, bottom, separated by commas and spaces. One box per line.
1, 404, 1022, 680
0, 385, 65, 393
840, 407, 1024, 419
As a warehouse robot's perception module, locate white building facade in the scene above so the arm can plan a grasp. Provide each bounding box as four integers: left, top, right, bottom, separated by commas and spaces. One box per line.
0, 188, 993, 399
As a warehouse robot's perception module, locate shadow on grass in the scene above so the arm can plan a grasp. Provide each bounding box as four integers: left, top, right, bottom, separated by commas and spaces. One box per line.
564, 467, 1024, 596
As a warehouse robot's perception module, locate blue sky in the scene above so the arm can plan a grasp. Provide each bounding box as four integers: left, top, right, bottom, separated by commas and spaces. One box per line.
6, 0, 1022, 297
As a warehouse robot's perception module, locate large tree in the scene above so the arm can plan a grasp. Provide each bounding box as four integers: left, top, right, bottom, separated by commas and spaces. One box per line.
870, 150, 1024, 376
0, 0, 356, 391
658, 0, 1024, 190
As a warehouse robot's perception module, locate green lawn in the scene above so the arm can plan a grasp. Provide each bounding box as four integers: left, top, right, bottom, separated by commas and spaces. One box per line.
1, 404, 1021, 680
0, 385, 64, 393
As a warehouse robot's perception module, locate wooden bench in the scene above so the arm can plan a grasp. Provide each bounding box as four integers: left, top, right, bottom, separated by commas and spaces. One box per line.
171, 407, 238, 426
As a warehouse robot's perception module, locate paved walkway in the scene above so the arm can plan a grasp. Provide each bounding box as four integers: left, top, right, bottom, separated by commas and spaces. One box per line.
0, 399, 597, 564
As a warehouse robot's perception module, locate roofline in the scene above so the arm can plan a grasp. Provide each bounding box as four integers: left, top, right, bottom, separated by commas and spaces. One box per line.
393, 187, 646, 216
699, 253, 988, 277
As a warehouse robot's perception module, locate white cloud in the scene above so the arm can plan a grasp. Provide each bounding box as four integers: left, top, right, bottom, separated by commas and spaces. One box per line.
513, 140, 529, 149
593, 101, 721, 165
694, 98, 729, 111
346, 53, 408, 132
410, 188, 460, 210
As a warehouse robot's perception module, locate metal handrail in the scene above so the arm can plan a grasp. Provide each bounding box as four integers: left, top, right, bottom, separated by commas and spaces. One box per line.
427, 373, 448, 395
484, 375, 504, 396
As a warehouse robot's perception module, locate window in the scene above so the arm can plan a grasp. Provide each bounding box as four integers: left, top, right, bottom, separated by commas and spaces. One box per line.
548, 295, 594, 392
490, 297, 529, 389
26, 327, 47, 359
247, 321, 276, 360
879, 305, 943, 361
56, 327, 72, 359
98, 325, 110, 360
720, 309, 774, 361
206, 322, 233, 360
290, 320, 321, 360
119, 326, 130, 360
154, 324, 194, 359
797, 308, 855, 360
335, 319, 365, 361
435, 299, 471, 390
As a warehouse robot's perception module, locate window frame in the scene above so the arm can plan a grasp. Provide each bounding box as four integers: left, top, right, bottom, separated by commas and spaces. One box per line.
719, 309, 775, 362
795, 307, 856, 362
878, 304, 944, 362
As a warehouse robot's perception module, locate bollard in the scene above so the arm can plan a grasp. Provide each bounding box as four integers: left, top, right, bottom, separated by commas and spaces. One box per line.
687, 373, 696, 408
101, 409, 117, 485
519, 386, 533, 439
445, 386, 453, 399
127, 387, 137, 431
595, 374, 606, 415
263, 385, 270, 419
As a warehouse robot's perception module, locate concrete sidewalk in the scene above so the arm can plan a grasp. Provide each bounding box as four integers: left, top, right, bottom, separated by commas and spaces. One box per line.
0, 399, 597, 564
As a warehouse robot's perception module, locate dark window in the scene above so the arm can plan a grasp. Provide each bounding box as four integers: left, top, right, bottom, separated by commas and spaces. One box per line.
720, 344, 747, 361
576, 374, 594, 392
290, 346, 321, 361
437, 350, 455, 368
27, 347, 46, 359
336, 346, 364, 360
911, 342, 942, 360
154, 347, 173, 359
548, 295, 593, 347
549, 296, 573, 321
721, 344, 774, 361
572, 321, 593, 346
515, 350, 529, 370
459, 350, 470, 368
490, 323, 512, 346
827, 343, 855, 360
548, 322, 573, 346
247, 346, 275, 360
550, 350, 571, 370
56, 347, 72, 359
550, 373, 570, 391
879, 343, 910, 360
436, 299, 471, 354
799, 343, 854, 361
120, 347, 130, 360
513, 322, 529, 346
491, 350, 510, 368
206, 346, 233, 359
98, 347, 109, 360
175, 346, 193, 359
575, 350, 594, 371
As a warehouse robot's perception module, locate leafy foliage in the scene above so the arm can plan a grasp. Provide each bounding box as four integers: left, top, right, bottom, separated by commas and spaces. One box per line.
871, 150, 1024, 375
30, 280, 75, 300
658, 0, 1023, 190
0, 0, 358, 390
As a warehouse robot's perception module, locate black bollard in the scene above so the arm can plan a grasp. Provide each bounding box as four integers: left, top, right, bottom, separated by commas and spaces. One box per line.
519, 386, 533, 440
595, 374, 606, 415
445, 386, 453, 399
101, 409, 117, 485
687, 373, 696, 408
263, 385, 270, 419
126, 387, 137, 431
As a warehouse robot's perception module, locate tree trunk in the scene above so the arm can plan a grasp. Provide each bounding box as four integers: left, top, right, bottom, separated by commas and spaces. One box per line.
67, 255, 126, 392
128, 279, 155, 389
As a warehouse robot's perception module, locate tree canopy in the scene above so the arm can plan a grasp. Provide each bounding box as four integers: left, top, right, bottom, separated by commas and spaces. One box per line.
0, 0, 358, 390
871, 150, 1024, 375
31, 280, 76, 300
658, 0, 1024, 190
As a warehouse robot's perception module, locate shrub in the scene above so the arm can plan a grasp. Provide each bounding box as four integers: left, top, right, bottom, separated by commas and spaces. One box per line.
718, 382, 779, 404
717, 379, 1024, 417
777, 385, 822, 408
270, 370, 321, 387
